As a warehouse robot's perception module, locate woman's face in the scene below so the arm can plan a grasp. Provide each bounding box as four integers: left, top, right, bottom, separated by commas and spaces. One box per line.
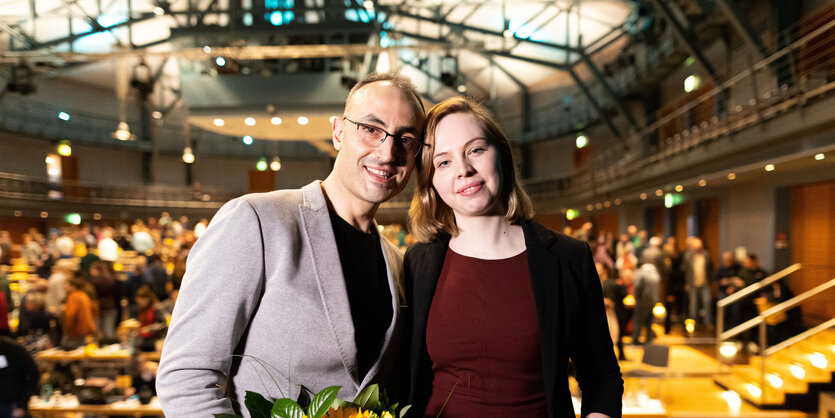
431, 112, 504, 219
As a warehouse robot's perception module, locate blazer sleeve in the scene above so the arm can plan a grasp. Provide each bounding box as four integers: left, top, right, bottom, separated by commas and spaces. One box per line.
156, 197, 266, 417
571, 241, 624, 418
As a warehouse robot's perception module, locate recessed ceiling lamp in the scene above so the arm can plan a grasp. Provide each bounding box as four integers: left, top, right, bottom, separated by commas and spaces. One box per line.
698, 179, 707, 187
245, 117, 256, 126
213, 118, 225, 127
242, 136, 253, 145
271, 117, 282, 125
815, 153, 825, 160
765, 164, 775, 172
655, 189, 663, 197
675, 184, 684, 192
640, 193, 647, 200
727, 173, 737, 180
297, 116, 309, 125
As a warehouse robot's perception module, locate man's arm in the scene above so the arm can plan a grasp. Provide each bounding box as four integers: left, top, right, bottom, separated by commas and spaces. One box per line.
156, 198, 266, 416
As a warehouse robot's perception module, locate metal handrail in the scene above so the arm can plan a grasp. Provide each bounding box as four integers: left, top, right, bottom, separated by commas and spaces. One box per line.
718, 264, 801, 307
720, 276, 835, 340
764, 316, 835, 357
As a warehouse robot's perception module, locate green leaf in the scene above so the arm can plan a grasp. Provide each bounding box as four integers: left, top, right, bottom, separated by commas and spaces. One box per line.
308, 386, 341, 418
245, 391, 274, 418
330, 398, 350, 410
214, 414, 243, 418
398, 405, 411, 418
271, 398, 305, 418
296, 385, 313, 409
353, 384, 380, 410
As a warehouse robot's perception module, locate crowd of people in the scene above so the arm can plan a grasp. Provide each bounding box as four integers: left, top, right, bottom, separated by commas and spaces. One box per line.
0, 213, 203, 350
566, 222, 804, 358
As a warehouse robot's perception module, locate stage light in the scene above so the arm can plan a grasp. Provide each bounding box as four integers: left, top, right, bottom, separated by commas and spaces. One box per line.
685, 318, 695, 334
767, 374, 783, 388
576, 132, 588, 149
719, 342, 737, 358
811, 353, 828, 369
182, 147, 195, 164
652, 303, 666, 318
57, 140, 72, 157
790, 364, 805, 378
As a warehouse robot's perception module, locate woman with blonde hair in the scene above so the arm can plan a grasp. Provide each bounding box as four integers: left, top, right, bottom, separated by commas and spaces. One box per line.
405, 97, 622, 417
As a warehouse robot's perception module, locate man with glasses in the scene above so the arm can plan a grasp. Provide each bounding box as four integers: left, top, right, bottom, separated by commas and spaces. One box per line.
158, 72, 425, 417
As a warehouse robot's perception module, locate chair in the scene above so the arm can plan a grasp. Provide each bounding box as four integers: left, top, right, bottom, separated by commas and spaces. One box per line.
623, 344, 670, 398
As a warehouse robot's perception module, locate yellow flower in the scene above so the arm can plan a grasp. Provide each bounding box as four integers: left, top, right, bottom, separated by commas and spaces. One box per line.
325, 406, 358, 418
381, 412, 394, 418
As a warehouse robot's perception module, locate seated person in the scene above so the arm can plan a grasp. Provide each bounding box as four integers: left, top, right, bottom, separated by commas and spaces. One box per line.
135, 286, 167, 352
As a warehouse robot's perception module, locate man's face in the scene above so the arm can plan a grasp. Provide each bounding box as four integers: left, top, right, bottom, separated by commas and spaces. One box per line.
330, 81, 423, 206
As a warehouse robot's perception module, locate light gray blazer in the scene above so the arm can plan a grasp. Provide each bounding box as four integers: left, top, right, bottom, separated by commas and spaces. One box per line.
157, 181, 405, 417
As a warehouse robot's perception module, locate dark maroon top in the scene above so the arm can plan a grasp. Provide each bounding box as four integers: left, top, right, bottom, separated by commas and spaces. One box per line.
424, 248, 548, 417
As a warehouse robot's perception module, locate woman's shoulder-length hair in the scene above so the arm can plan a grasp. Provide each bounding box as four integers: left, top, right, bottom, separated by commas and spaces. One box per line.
408, 96, 534, 243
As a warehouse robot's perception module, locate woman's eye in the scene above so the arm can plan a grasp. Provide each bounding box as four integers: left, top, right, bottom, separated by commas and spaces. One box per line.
469, 147, 485, 155
435, 160, 450, 168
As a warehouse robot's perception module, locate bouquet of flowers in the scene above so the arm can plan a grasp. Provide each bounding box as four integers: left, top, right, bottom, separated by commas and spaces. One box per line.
215, 384, 410, 418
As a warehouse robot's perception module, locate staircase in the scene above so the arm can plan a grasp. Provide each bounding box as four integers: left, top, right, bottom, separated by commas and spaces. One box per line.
714, 328, 835, 410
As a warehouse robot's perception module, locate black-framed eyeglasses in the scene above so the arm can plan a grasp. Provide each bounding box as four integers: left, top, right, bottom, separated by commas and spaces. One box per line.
343, 117, 426, 158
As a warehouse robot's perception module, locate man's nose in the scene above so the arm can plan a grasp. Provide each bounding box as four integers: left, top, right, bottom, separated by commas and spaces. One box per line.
374, 136, 397, 163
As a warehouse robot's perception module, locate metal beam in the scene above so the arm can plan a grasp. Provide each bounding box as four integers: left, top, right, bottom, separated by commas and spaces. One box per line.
566, 67, 623, 142
383, 6, 579, 53
28, 13, 157, 50
714, 0, 770, 61
650, 0, 721, 84
580, 50, 640, 132
481, 50, 568, 70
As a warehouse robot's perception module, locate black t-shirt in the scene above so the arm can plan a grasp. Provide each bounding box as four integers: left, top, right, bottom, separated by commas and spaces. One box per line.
329, 209, 392, 380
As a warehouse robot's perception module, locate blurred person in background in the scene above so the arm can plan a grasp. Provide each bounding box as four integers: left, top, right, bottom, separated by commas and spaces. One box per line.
97, 227, 119, 262
90, 261, 122, 342
0, 231, 12, 266
62, 274, 97, 348
631, 263, 661, 345
135, 285, 167, 352
45, 259, 75, 315
0, 336, 39, 418
125, 255, 148, 319
54, 231, 75, 259
79, 241, 100, 278
598, 262, 626, 360
131, 223, 154, 255
716, 251, 746, 333
143, 255, 170, 302
20, 233, 43, 267
683, 238, 714, 329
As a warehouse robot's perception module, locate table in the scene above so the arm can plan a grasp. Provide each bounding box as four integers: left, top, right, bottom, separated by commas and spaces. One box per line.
29, 396, 164, 417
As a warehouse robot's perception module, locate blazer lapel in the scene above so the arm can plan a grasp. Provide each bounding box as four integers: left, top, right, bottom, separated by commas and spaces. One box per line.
522, 220, 562, 409
414, 234, 450, 334
298, 181, 359, 385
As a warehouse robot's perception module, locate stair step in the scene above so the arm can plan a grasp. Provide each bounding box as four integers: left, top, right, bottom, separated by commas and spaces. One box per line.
729, 366, 808, 394
714, 373, 785, 405
771, 348, 835, 373
750, 356, 832, 383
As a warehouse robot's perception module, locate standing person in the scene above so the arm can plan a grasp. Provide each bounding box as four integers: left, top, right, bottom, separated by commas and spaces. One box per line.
631, 263, 661, 345
89, 261, 122, 342
157, 72, 426, 416
62, 275, 97, 348
716, 251, 745, 332
406, 97, 621, 418
683, 238, 714, 329
0, 336, 40, 418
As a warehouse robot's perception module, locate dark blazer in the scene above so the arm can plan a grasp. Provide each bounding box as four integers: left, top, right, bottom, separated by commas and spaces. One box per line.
404, 219, 623, 417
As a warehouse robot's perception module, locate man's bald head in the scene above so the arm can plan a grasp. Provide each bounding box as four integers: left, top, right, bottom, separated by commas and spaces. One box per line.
345, 72, 425, 122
